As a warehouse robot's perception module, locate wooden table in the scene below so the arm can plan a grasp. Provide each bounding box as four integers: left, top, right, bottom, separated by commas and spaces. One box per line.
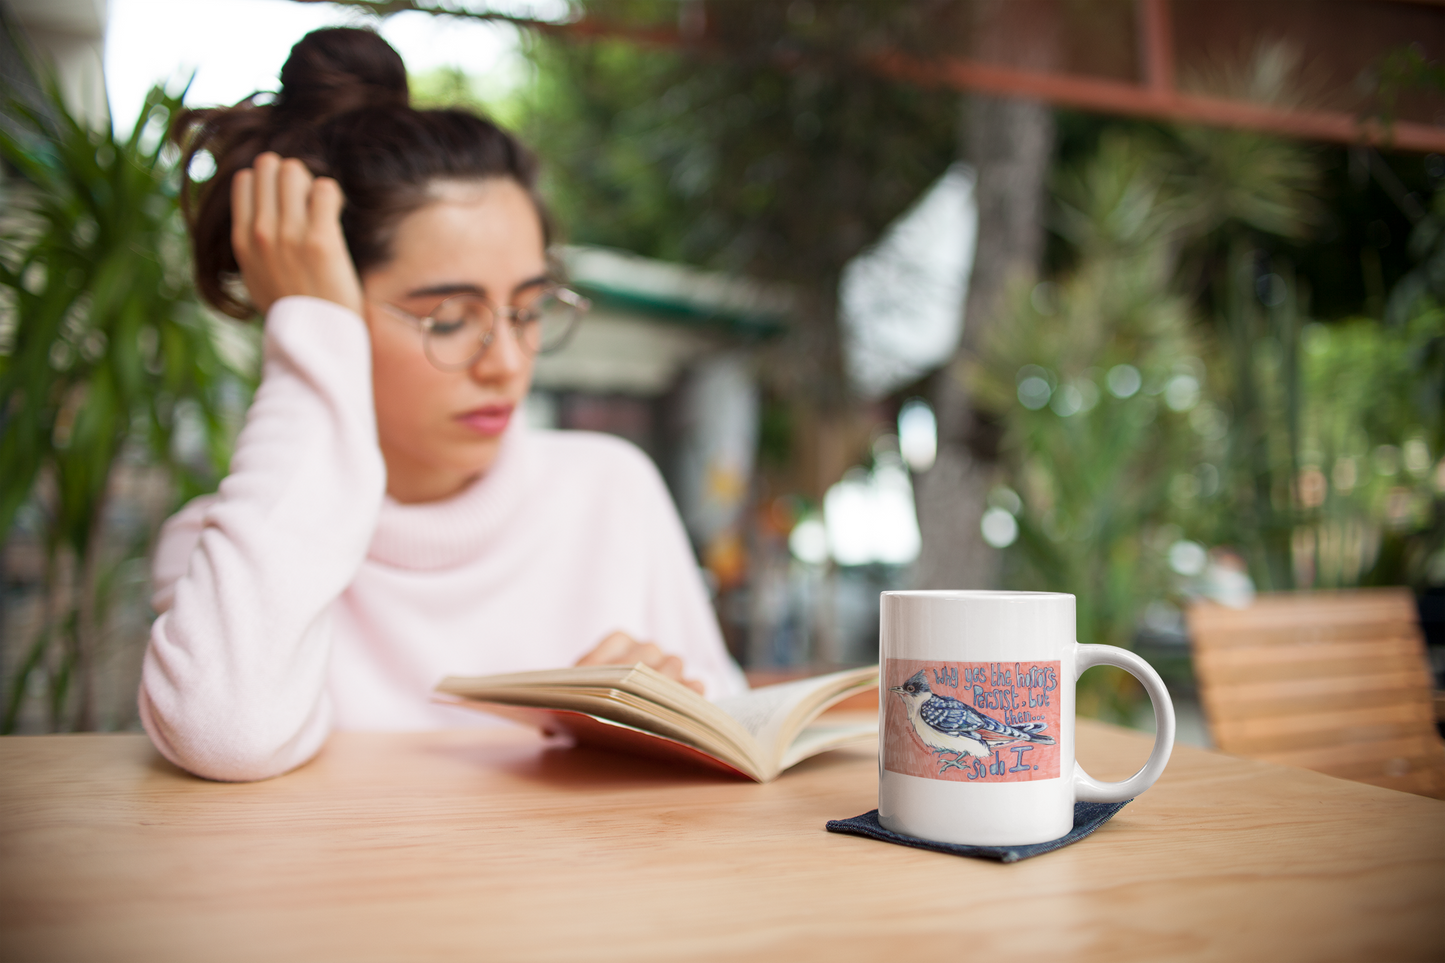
1, 721, 1441, 962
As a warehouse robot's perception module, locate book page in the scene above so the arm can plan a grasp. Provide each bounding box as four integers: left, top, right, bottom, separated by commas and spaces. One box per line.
439, 665, 768, 774
439, 663, 752, 750
714, 676, 833, 744
439, 686, 758, 774
777, 718, 878, 772
713, 667, 876, 768
442, 701, 764, 781
437, 663, 875, 780
438, 665, 644, 692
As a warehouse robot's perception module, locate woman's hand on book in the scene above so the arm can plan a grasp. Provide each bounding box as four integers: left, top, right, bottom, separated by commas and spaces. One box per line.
231, 152, 365, 318
577, 632, 705, 695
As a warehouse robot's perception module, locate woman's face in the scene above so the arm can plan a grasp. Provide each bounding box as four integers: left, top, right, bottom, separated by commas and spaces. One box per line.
361, 178, 546, 504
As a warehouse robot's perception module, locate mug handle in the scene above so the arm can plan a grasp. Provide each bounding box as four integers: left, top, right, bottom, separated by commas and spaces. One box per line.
1072, 644, 1176, 803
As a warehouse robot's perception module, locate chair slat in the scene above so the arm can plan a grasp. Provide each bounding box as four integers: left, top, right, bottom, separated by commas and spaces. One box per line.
1187, 588, 1445, 800
1212, 700, 1435, 749
1198, 667, 1433, 708
1190, 621, 1420, 648
1194, 636, 1422, 672
1187, 589, 1415, 634
1201, 687, 1430, 723
1197, 649, 1426, 687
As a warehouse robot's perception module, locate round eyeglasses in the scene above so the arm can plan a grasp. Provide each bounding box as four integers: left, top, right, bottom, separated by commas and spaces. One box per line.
377, 286, 590, 371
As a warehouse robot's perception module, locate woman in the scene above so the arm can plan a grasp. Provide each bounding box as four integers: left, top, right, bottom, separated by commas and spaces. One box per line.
142, 27, 746, 782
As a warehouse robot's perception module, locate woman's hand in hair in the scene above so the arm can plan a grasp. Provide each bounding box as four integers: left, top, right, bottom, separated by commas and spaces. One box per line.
576, 631, 705, 695
231, 152, 364, 317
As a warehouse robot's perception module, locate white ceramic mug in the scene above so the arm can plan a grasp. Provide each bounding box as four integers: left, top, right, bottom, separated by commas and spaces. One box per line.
878, 590, 1175, 846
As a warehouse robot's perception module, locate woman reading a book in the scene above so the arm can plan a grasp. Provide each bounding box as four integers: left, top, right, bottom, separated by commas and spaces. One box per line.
141, 27, 747, 782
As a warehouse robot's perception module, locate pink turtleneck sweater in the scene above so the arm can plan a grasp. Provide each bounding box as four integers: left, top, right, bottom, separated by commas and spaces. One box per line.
139, 297, 746, 782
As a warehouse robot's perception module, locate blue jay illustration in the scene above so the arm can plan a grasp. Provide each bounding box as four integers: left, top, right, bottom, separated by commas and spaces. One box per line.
890, 670, 1055, 774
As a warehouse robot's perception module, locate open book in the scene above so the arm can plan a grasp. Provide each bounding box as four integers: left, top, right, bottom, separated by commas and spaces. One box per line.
434, 664, 879, 782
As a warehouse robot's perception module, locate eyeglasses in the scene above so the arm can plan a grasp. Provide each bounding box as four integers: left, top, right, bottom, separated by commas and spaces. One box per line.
376, 285, 590, 371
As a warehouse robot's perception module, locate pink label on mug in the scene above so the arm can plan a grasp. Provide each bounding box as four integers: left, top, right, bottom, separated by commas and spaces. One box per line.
883, 658, 1062, 783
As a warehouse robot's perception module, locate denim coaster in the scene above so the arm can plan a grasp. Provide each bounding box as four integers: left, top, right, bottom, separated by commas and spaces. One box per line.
826, 800, 1132, 863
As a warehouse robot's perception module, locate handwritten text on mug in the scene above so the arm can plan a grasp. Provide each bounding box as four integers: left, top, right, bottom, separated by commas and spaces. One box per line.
884, 658, 1062, 783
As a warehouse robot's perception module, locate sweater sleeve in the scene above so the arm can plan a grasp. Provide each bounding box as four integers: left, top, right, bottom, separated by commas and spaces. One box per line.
139, 297, 387, 781
622, 447, 749, 700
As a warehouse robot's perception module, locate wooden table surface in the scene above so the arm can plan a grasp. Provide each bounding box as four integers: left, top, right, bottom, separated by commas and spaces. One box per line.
1, 720, 1442, 963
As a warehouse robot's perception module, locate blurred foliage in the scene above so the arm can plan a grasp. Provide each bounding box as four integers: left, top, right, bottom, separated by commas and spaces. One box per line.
1174, 143, 1444, 595
514, 37, 699, 265
364, 0, 967, 498
1173, 282, 1444, 594
0, 72, 253, 732
977, 103, 1444, 718
505, 0, 961, 417
513, 1, 959, 275
1167, 127, 1319, 248
972, 132, 1206, 718
1374, 44, 1445, 132
327, 3, 1444, 690
1295, 308, 1444, 588
410, 66, 487, 111
410, 64, 526, 129
1194, 243, 1308, 592
1387, 182, 1445, 325
1159, 58, 1320, 594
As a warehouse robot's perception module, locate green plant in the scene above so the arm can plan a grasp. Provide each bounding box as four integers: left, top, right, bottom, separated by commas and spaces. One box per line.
980, 107, 1442, 726
1169, 135, 1445, 593
1372, 45, 1445, 137
1180, 263, 1444, 593
972, 132, 1203, 720
0, 73, 251, 732
1189, 242, 1308, 592
1293, 304, 1445, 588
1162, 122, 1319, 592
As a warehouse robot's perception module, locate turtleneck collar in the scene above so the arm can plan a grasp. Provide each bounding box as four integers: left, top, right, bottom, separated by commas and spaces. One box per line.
366, 422, 533, 571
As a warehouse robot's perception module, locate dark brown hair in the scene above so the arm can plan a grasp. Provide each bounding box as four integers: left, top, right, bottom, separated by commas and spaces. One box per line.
174, 27, 548, 319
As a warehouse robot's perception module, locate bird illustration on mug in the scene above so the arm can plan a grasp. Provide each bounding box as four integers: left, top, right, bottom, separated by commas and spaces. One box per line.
890, 670, 1056, 774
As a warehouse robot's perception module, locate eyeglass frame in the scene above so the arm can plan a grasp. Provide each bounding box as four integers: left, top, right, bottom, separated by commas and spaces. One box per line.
373, 284, 590, 371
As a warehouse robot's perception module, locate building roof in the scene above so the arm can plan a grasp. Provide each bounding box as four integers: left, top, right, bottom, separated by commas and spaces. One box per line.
532, 245, 789, 396
559, 245, 789, 340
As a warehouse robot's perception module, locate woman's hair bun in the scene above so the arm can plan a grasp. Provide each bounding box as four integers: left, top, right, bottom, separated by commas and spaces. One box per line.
176, 25, 548, 320
273, 27, 409, 125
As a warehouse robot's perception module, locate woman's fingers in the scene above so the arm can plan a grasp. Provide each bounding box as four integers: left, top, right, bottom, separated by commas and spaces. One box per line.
227, 154, 362, 317
277, 158, 313, 249
653, 653, 704, 694
575, 632, 705, 695
576, 631, 636, 666
232, 152, 283, 315
231, 164, 273, 313
306, 177, 363, 315
250, 152, 280, 255
230, 168, 255, 270
307, 176, 345, 239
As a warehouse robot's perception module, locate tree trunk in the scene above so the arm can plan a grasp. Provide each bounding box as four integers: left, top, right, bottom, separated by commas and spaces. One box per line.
912, 90, 1054, 590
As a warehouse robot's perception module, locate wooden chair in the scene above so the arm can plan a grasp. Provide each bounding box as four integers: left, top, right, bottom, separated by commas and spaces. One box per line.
1187, 587, 1445, 799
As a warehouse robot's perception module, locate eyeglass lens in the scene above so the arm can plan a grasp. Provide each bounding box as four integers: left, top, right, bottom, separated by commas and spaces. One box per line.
423, 292, 581, 368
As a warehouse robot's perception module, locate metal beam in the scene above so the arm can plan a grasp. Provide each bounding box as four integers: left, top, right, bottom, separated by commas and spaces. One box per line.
306, 0, 1445, 153
866, 50, 1445, 154
1137, 0, 1174, 97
